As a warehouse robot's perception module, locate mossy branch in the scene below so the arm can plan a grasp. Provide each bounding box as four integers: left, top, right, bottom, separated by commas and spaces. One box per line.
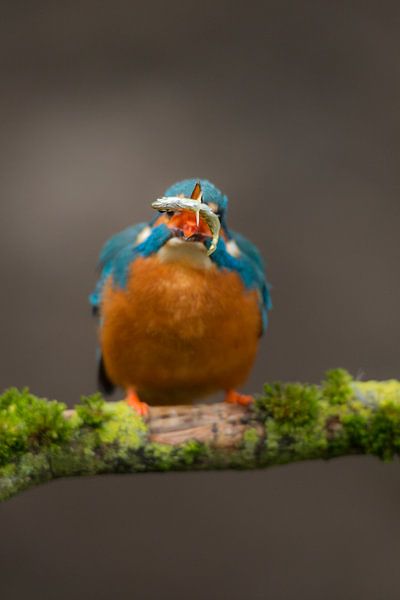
1, 370, 400, 502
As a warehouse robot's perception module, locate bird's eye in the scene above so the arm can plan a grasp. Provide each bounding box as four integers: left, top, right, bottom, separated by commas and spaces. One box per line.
167, 211, 174, 217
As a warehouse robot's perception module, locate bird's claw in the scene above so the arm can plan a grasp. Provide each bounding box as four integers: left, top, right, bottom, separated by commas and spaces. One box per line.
225, 390, 254, 406
126, 389, 149, 418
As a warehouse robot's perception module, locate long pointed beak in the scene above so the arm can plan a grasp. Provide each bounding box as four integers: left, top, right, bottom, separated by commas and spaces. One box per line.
151, 196, 221, 254
168, 209, 212, 239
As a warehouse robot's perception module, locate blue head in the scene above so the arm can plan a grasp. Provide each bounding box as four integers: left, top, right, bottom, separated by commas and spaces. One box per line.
164, 178, 229, 231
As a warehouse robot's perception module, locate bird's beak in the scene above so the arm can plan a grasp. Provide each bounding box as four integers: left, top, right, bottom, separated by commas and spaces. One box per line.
167, 209, 212, 240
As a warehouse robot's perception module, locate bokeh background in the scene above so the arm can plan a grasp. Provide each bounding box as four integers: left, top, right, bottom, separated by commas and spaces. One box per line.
1, 2, 400, 598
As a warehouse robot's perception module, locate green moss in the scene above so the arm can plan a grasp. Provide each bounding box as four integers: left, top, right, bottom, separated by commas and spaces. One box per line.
323, 369, 353, 405
144, 443, 176, 471
256, 371, 358, 463
0, 463, 16, 479
144, 440, 209, 471
257, 381, 320, 427
17, 451, 51, 480
340, 413, 369, 452
243, 427, 260, 448
76, 393, 109, 428
261, 416, 327, 465
352, 380, 400, 406
366, 401, 400, 460
0, 391, 150, 487
0, 463, 19, 501
0, 388, 72, 466
240, 427, 262, 464
175, 440, 208, 467
337, 403, 400, 461
97, 402, 147, 450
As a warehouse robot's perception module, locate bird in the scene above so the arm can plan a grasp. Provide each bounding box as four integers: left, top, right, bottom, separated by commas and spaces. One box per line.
90, 179, 271, 416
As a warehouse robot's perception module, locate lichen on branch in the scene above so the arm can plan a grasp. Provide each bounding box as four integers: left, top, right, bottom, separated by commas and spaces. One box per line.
1, 370, 400, 502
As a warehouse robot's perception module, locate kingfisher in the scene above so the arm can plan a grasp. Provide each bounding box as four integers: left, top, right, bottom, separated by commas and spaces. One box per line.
90, 179, 271, 416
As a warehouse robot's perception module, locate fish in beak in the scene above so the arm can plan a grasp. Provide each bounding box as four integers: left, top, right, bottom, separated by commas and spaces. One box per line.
151, 182, 221, 255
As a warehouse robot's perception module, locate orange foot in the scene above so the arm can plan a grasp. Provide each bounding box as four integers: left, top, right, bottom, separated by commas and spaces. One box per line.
126, 388, 149, 418
224, 389, 254, 407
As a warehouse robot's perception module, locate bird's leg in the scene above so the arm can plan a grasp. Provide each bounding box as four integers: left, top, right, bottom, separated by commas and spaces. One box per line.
224, 389, 254, 407
125, 387, 149, 417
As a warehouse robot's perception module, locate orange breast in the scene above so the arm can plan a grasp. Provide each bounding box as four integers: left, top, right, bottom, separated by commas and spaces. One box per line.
100, 255, 261, 405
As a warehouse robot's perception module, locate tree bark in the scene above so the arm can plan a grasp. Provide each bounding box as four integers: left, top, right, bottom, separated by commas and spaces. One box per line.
147, 403, 264, 446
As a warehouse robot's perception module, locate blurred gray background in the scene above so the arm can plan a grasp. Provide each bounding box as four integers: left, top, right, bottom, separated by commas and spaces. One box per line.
1, 1, 400, 598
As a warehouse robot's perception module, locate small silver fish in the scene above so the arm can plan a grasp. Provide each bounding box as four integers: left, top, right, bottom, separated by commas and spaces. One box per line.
151, 196, 221, 255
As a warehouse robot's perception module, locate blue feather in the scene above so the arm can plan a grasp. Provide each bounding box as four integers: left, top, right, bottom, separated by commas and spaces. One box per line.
208, 236, 271, 333
229, 230, 266, 272
112, 224, 171, 288
89, 223, 172, 311
99, 223, 147, 267
90, 225, 143, 309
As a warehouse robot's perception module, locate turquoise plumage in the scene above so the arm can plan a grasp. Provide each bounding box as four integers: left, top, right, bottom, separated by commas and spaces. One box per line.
91, 179, 271, 328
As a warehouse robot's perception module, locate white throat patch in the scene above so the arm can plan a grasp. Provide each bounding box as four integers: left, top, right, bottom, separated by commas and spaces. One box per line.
158, 238, 212, 269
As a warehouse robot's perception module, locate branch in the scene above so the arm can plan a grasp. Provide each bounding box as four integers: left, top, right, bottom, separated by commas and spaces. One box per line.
1, 370, 400, 502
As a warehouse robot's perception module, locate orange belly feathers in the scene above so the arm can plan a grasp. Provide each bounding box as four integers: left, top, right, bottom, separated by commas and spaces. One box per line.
100, 255, 261, 405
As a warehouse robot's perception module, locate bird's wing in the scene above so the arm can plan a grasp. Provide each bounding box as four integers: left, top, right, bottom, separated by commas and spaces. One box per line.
213, 231, 272, 334
90, 222, 173, 395
89, 223, 148, 313
89, 222, 173, 314
90, 223, 150, 395
99, 223, 149, 268
229, 230, 266, 272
